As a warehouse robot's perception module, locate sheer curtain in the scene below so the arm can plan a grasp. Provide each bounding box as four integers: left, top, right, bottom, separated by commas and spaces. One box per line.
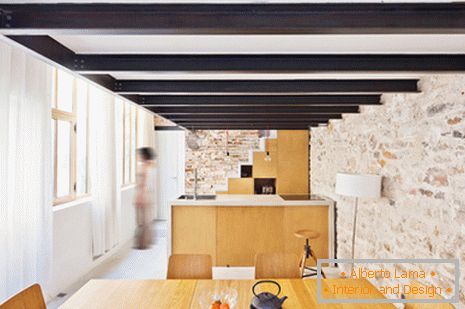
88, 85, 120, 257
0, 40, 53, 302
138, 110, 157, 220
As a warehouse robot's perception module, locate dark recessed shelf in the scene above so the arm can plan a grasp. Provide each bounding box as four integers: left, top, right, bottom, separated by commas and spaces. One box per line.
254, 178, 276, 195
241, 165, 253, 178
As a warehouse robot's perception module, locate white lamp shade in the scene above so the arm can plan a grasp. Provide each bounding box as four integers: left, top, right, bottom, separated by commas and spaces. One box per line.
335, 173, 382, 198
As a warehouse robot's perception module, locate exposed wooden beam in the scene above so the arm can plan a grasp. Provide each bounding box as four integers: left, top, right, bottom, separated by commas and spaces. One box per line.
115, 79, 418, 94
2, 3, 465, 34
148, 105, 359, 115
74, 54, 465, 72
137, 95, 380, 106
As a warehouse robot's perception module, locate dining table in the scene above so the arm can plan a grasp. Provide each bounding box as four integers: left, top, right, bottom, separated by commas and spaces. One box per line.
60, 278, 396, 308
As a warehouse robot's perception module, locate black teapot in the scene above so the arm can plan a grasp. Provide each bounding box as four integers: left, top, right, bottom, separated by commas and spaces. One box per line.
250, 280, 288, 309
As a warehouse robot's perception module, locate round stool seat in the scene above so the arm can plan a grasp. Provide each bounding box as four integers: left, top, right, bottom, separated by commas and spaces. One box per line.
294, 229, 320, 239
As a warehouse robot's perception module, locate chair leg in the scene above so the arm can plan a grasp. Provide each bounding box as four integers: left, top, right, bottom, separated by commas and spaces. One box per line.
300, 253, 306, 278
309, 248, 326, 279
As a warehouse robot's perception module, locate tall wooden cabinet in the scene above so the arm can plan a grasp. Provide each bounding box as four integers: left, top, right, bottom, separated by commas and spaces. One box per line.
276, 130, 309, 194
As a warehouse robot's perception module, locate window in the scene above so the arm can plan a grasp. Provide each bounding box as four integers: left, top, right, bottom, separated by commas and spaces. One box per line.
122, 102, 138, 186
51, 69, 88, 204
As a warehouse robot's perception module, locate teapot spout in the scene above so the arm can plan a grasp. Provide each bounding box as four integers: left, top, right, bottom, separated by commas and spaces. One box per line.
279, 296, 288, 305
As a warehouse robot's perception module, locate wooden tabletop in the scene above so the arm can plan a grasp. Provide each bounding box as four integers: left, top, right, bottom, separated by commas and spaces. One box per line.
60, 279, 396, 309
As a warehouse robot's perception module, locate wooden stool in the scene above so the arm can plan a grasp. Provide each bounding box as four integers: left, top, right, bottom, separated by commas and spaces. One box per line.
294, 229, 326, 278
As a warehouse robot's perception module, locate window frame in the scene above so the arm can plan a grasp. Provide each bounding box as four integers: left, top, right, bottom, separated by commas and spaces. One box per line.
122, 103, 138, 187
52, 69, 89, 205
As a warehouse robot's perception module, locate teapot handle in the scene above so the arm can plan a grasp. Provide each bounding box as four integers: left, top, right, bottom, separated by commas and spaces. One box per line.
252, 280, 281, 297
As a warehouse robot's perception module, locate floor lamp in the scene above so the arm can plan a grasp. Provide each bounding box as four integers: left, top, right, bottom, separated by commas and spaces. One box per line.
335, 173, 382, 266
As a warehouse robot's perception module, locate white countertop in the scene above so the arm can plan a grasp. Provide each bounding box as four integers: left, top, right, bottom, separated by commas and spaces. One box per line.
171, 194, 333, 206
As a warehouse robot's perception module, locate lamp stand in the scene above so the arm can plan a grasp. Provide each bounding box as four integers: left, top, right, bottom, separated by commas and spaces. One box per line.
351, 197, 359, 270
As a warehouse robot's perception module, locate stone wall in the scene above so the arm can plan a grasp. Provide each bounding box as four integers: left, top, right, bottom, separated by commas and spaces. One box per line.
310, 75, 465, 305
185, 130, 261, 194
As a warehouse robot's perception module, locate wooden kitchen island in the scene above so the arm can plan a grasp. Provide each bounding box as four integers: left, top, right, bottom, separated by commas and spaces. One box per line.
169, 195, 334, 266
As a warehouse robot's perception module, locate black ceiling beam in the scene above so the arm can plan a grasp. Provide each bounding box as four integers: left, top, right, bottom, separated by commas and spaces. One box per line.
7, 36, 465, 73
177, 122, 319, 129
181, 125, 313, 129
179, 124, 314, 130
74, 54, 465, 72
173, 119, 329, 123
137, 95, 380, 106
83, 74, 116, 92
114, 79, 418, 94
2, 4, 465, 34
164, 114, 343, 120
8, 35, 76, 68
148, 106, 358, 115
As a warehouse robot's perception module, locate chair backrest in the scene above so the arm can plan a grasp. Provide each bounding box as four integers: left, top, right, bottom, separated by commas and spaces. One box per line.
403, 280, 454, 309
0, 284, 46, 309
167, 254, 212, 279
255, 252, 301, 279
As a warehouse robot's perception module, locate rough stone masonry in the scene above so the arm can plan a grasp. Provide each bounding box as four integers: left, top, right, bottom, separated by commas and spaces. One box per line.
311, 75, 465, 306
185, 130, 260, 194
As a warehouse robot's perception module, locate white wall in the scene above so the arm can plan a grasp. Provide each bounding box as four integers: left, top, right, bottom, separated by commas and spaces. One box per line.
50, 187, 136, 297
156, 131, 185, 220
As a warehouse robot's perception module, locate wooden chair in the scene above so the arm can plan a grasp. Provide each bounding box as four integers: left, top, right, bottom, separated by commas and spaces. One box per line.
403, 280, 454, 309
255, 252, 301, 279
167, 254, 212, 279
0, 284, 46, 309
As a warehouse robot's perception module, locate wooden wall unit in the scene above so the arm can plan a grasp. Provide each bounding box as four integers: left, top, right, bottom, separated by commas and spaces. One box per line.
252, 151, 278, 178
172, 205, 329, 267
265, 138, 278, 152
276, 130, 309, 194
226, 130, 309, 194
227, 178, 254, 194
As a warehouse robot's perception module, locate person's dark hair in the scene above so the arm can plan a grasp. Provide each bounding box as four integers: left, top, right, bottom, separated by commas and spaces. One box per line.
138, 147, 155, 161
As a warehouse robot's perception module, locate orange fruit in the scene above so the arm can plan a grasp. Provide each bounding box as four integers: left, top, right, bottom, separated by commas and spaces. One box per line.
220, 304, 230, 309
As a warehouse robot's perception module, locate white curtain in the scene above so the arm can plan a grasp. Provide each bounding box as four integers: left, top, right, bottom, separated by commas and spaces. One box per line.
0, 40, 53, 302
137, 110, 157, 220
88, 86, 120, 256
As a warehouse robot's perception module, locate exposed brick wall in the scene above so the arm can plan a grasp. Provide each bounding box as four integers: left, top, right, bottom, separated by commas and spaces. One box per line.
310, 75, 465, 305
185, 130, 261, 194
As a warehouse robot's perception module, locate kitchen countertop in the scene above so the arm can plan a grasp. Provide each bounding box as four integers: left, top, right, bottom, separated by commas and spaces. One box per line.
171, 194, 334, 206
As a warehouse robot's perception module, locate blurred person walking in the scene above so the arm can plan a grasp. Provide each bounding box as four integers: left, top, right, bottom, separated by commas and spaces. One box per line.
134, 147, 156, 249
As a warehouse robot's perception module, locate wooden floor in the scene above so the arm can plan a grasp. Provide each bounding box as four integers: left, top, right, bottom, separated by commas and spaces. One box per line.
60, 279, 396, 309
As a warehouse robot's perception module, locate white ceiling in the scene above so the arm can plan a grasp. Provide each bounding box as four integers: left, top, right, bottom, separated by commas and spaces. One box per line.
53, 34, 465, 54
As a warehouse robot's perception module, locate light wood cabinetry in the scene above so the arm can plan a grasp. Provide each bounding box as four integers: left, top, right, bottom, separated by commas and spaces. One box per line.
227, 178, 254, 194
216, 207, 284, 266
265, 138, 278, 152
225, 130, 309, 195
252, 151, 277, 178
276, 130, 309, 194
282, 206, 328, 266
172, 205, 329, 267
171, 206, 217, 263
